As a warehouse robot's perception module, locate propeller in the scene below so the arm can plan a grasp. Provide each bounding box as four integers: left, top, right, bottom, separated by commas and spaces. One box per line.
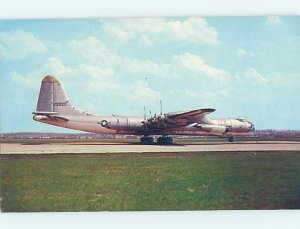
160, 100, 163, 116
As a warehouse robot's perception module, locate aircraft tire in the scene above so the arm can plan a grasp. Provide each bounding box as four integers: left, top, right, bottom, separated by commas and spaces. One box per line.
157, 136, 174, 145
140, 136, 154, 144
228, 136, 234, 142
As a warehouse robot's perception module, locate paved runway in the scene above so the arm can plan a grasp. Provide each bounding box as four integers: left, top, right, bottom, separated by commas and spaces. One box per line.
1, 141, 300, 154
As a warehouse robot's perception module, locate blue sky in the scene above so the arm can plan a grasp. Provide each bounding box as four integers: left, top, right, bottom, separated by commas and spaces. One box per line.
0, 16, 299, 133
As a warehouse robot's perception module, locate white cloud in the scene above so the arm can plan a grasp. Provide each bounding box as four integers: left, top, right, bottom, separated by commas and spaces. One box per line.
236, 48, 254, 58
68, 36, 167, 79
126, 82, 161, 106
68, 37, 159, 76
184, 90, 217, 101
65, 37, 232, 111
116, 52, 230, 82
139, 34, 152, 46
67, 36, 227, 83
102, 24, 135, 42
13, 34, 288, 118
11, 71, 30, 86
84, 79, 161, 111
11, 57, 77, 88
11, 69, 47, 89
241, 68, 268, 84
77, 64, 114, 79
266, 72, 300, 87
9, 35, 299, 126
43, 57, 74, 77
0, 30, 46, 60
101, 17, 219, 46
266, 16, 282, 26
121, 57, 169, 78
69, 36, 118, 65
172, 53, 230, 80
235, 68, 300, 88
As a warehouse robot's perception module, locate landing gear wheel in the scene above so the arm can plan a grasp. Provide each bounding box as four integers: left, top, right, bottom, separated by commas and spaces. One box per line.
157, 136, 174, 145
228, 136, 234, 142
140, 136, 154, 144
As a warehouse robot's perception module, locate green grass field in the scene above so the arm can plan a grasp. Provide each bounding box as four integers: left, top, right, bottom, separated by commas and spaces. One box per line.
1, 151, 300, 212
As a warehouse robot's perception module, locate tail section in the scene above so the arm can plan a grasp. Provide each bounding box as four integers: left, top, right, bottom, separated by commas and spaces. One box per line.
35, 75, 84, 116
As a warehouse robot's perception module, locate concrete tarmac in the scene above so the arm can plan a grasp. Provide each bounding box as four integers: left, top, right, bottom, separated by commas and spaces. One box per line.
1, 141, 300, 154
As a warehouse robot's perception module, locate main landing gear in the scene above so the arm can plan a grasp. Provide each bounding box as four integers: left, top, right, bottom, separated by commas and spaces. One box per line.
140, 136, 154, 144
140, 135, 174, 145
228, 136, 234, 142
157, 136, 174, 145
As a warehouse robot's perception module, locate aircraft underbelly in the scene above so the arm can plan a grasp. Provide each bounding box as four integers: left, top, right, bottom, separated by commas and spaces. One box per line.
171, 129, 223, 136
39, 120, 115, 134
170, 126, 248, 136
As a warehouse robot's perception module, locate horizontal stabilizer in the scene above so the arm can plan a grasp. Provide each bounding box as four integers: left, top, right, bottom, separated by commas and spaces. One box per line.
51, 116, 69, 121
33, 111, 69, 122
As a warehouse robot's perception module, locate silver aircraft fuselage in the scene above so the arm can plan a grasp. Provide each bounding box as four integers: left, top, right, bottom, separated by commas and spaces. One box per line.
33, 75, 255, 142
34, 114, 253, 137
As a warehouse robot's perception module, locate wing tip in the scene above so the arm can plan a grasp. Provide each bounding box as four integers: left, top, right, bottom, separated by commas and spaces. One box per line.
203, 108, 216, 113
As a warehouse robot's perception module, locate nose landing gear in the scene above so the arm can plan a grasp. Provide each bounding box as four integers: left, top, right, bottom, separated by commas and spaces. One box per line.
228, 136, 234, 142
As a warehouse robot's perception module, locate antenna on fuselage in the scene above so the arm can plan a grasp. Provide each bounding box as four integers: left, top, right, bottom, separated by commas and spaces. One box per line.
160, 100, 163, 116
144, 106, 146, 120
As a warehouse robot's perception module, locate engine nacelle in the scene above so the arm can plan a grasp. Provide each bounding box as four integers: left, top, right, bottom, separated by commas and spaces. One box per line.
193, 124, 227, 134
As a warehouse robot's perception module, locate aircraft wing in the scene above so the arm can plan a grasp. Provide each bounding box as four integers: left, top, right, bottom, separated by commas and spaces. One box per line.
166, 108, 215, 120
146, 108, 215, 128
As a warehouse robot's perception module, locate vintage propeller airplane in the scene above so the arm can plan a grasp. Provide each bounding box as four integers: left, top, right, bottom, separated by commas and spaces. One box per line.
33, 76, 255, 144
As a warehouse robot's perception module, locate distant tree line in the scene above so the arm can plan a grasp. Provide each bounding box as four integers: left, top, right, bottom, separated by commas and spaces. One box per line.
253, 130, 300, 138
1, 130, 300, 139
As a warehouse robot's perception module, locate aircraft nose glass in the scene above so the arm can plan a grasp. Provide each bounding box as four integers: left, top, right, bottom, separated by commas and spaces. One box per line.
248, 122, 255, 131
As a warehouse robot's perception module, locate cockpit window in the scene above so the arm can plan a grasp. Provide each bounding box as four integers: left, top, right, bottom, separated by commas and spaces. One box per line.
236, 118, 246, 122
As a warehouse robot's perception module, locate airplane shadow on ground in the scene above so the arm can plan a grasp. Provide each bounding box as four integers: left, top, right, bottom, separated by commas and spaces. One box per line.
67, 142, 229, 146
68, 142, 185, 146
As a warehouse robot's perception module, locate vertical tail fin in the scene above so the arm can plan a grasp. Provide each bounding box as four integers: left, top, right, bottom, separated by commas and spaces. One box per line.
36, 75, 84, 116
